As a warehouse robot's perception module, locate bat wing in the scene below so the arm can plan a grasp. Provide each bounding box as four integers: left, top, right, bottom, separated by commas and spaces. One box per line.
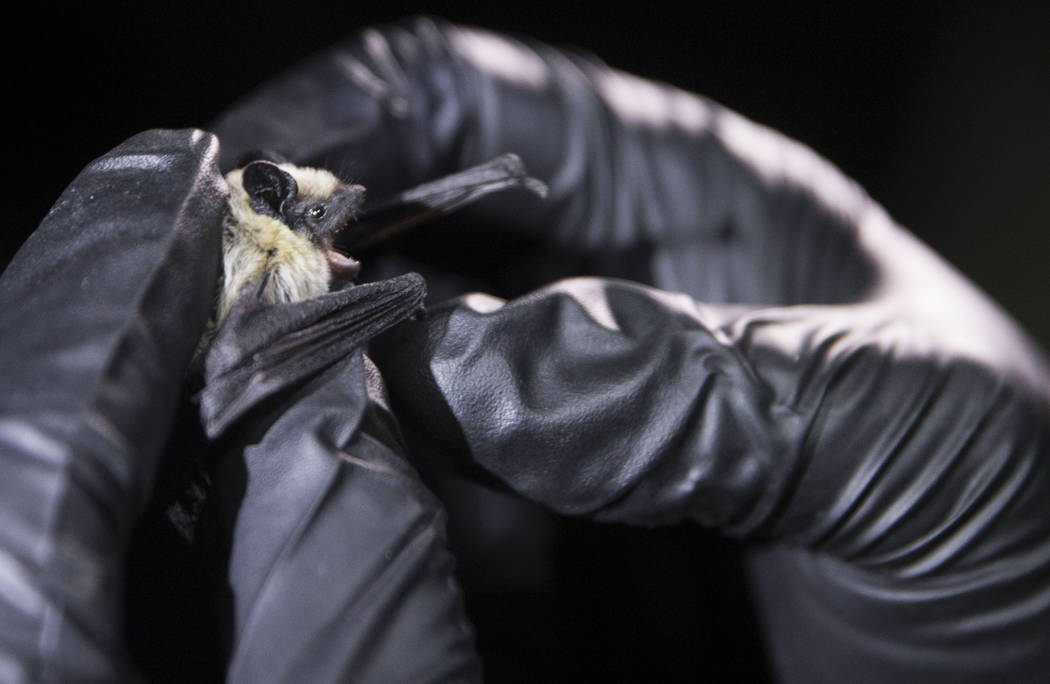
339, 153, 547, 250
200, 272, 425, 439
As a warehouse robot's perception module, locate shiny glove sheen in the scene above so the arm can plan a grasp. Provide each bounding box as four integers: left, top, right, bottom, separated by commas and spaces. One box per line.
0, 129, 224, 681
212, 17, 1050, 683
0, 129, 480, 682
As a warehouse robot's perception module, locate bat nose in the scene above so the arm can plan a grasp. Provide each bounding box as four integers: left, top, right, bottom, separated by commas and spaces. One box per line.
345, 184, 366, 211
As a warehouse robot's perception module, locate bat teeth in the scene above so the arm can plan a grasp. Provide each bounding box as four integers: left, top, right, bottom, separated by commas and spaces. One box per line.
325, 249, 361, 281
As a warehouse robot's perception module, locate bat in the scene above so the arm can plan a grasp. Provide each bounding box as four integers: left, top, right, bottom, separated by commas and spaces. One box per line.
197, 153, 547, 437
213, 153, 547, 325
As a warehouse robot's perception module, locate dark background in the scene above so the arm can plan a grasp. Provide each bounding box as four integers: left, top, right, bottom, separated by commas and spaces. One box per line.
9, 3, 1049, 351
8, 2, 1049, 681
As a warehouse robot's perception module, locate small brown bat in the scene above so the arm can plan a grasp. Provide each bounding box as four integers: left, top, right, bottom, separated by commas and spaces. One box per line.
215, 153, 547, 326
193, 153, 546, 434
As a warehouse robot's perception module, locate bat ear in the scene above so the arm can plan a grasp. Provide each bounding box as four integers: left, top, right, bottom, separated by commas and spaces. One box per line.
242, 161, 298, 219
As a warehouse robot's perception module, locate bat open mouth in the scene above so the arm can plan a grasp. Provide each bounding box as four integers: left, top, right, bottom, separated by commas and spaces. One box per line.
325, 248, 361, 280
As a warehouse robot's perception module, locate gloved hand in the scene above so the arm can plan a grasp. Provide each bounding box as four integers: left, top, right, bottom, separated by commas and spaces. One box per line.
0, 129, 479, 682
0, 129, 223, 682
212, 17, 1050, 683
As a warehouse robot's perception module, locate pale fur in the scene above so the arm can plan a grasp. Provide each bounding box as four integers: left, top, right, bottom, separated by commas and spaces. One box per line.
278, 163, 342, 201
216, 166, 342, 323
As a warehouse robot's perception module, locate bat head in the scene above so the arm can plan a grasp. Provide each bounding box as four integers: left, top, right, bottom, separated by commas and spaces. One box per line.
241, 160, 365, 246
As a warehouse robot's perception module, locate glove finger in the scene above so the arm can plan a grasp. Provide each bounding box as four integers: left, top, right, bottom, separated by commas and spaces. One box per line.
213, 353, 480, 683
374, 277, 814, 529
211, 18, 878, 306
0, 129, 225, 680
375, 273, 1049, 538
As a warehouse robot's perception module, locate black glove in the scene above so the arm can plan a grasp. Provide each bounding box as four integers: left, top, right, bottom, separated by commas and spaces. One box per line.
0, 129, 480, 682
0, 129, 223, 681
212, 17, 1050, 683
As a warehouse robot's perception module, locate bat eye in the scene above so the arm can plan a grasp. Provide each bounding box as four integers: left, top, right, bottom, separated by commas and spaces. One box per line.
310, 204, 326, 219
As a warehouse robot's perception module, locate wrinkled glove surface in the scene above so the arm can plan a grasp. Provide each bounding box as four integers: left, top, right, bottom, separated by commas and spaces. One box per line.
0, 128, 479, 683
0, 129, 224, 681
213, 17, 1050, 683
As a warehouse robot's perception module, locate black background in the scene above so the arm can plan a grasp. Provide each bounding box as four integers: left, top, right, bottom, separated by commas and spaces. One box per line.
8, 2, 1049, 681
9, 2, 1049, 351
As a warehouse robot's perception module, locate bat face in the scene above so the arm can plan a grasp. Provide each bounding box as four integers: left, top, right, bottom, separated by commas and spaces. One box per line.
218, 161, 364, 323
243, 161, 363, 246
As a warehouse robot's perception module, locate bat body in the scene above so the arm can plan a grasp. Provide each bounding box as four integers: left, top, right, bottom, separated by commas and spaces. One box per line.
218, 161, 364, 324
